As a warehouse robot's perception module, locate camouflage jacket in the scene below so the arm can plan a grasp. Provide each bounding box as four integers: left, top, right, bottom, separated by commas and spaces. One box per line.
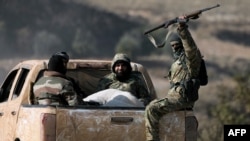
33, 71, 78, 106
97, 72, 151, 105
168, 27, 202, 84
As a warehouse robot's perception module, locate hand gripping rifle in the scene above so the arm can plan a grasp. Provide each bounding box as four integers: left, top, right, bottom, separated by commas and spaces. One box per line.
144, 4, 220, 35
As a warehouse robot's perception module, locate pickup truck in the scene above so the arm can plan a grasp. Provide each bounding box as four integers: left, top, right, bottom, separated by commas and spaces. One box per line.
0, 59, 198, 141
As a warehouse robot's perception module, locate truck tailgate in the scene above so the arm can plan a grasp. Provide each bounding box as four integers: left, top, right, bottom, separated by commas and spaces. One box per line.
56, 107, 146, 141
15, 106, 191, 141
55, 107, 190, 141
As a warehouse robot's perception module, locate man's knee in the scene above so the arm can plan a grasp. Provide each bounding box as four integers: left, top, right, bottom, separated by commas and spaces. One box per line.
145, 102, 158, 114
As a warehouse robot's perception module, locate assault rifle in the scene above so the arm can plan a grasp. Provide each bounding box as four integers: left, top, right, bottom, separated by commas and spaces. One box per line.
144, 4, 220, 35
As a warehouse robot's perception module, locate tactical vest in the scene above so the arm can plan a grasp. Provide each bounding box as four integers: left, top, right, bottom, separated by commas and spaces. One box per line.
169, 53, 200, 102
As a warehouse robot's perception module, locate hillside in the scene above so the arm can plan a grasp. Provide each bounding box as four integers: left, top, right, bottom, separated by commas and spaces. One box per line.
0, 0, 250, 140
0, 0, 141, 58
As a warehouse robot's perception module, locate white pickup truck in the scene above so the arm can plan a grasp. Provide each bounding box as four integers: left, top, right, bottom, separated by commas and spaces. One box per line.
0, 59, 198, 141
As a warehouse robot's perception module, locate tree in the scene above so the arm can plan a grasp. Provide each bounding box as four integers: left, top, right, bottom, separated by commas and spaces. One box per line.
115, 32, 140, 60
212, 72, 250, 124
72, 28, 98, 58
33, 31, 65, 57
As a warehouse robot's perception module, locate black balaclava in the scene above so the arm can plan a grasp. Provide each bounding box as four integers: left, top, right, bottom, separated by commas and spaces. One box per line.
169, 34, 184, 59
48, 52, 69, 74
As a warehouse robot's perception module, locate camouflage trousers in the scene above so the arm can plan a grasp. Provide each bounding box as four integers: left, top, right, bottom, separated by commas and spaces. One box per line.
144, 85, 194, 141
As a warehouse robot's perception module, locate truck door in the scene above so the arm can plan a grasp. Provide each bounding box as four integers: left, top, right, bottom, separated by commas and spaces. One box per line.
0, 68, 29, 141
0, 69, 18, 140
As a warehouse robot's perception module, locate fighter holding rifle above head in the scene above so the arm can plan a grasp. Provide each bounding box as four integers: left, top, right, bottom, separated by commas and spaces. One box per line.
143, 4, 219, 141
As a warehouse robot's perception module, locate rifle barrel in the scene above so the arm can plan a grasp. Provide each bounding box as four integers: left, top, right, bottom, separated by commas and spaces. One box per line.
201, 4, 220, 12
144, 23, 165, 35
186, 4, 220, 18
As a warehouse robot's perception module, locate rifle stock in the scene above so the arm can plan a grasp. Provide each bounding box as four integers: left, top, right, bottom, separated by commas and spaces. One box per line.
144, 4, 220, 35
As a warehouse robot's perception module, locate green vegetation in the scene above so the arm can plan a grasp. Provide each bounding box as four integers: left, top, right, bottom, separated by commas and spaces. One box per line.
0, 0, 142, 58
198, 70, 250, 141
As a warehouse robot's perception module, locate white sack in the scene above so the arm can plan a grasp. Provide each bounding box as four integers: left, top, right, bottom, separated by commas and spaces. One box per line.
83, 89, 144, 107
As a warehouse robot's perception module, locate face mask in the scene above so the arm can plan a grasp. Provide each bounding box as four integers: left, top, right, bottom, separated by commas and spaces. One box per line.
172, 47, 183, 59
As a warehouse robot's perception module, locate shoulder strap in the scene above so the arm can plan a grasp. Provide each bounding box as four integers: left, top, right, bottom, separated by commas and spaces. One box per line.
179, 53, 192, 80
145, 33, 166, 48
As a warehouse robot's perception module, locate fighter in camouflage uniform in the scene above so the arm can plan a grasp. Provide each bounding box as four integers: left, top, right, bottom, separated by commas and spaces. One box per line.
97, 53, 152, 106
145, 16, 203, 141
33, 52, 78, 106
